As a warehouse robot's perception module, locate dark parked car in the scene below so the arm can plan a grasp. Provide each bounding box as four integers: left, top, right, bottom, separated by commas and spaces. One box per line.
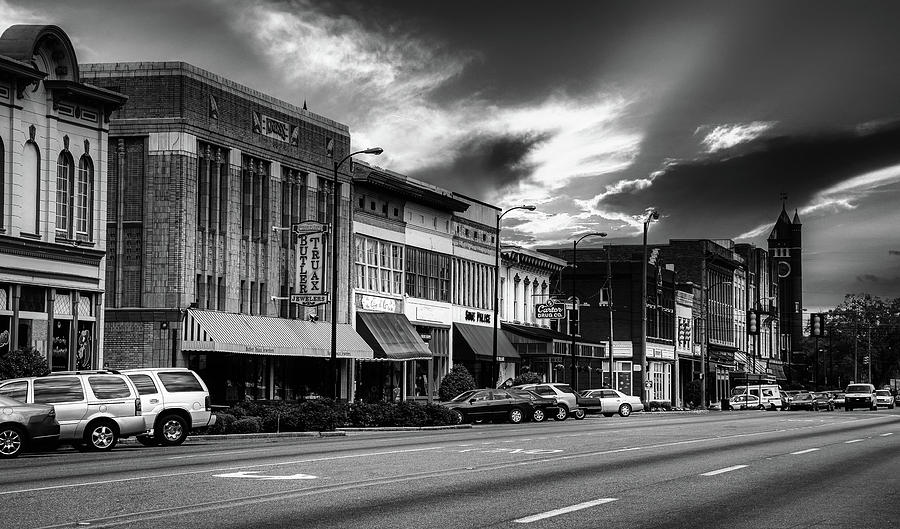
441, 389, 546, 424
506, 388, 560, 422
0, 395, 60, 458
786, 392, 833, 411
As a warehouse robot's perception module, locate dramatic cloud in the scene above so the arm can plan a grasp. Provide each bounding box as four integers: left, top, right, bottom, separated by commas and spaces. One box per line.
697, 121, 777, 153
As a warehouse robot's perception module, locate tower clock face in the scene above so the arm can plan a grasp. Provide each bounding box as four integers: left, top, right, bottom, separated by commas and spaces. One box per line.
777, 260, 791, 278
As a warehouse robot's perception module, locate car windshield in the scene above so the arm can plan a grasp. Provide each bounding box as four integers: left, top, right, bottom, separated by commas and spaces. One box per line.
794, 394, 813, 401
876, 390, 891, 396
449, 390, 479, 402
509, 389, 538, 399
846, 385, 872, 393
554, 384, 576, 394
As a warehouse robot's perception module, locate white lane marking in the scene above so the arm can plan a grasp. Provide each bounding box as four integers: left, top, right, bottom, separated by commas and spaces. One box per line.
0, 446, 443, 497
514, 498, 618, 523
791, 448, 820, 455
701, 465, 748, 476
845, 439, 864, 444
880, 433, 893, 437
169, 449, 265, 460
213, 471, 317, 480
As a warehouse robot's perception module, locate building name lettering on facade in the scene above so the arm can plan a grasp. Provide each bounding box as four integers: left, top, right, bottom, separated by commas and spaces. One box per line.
464, 310, 491, 324
252, 111, 299, 146
296, 233, 325, 296
360, 295, 398, 313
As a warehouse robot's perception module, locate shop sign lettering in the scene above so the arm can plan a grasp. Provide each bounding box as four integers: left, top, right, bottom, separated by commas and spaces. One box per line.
464, 310, 491, 324
360, 295, 398, 313
535, 301, 565, 320
252, 111, 299, 146
296, 232, 326, 305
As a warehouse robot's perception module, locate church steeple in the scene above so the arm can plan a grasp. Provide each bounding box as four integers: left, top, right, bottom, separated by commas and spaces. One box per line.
792, 209, 801, 225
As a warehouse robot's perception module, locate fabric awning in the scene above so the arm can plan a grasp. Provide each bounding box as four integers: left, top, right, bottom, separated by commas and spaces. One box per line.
769, 363, 787, 380
454, 322, 520, 361
356, 312, 433, 361
182, 309, 373, 359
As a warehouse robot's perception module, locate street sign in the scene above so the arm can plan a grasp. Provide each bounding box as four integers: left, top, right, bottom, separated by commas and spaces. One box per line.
535, 301, 565, 320
291, 220, 328, 236
291, 293, 330, 307
644, 380, 653, 389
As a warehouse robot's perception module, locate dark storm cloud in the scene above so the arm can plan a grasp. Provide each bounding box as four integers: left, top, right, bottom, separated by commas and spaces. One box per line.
592, 119, 900, 240
409, 132, 549, 200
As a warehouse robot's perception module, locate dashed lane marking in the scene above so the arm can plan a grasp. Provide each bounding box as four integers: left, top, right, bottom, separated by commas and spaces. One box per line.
514, 498, 618, 523
701, 465, 748, 476
845, 439, 864, 444
880, 433, 893, 437
791, 448, 820, 455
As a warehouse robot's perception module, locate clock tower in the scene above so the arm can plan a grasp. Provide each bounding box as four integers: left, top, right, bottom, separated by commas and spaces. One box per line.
767, 203, 803, 372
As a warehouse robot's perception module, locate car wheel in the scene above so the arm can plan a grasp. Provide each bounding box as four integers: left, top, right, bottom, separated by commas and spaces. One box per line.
84, 420, 118, 451
603, 413, 614, 418
573, 408, 586, 420
619, 404, 632, 417
532, 408, 546, 422
450, 410, 465, 425
137, 435, 159, 447
813, 403, 819, 412
554, 405, 569, 421
0, 425, 26, 459
156, 414, 189, 446
757, 405, 765, 411
508, 408, 524, 424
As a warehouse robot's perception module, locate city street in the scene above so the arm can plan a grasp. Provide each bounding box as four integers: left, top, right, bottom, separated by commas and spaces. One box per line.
3, 410, 899, 529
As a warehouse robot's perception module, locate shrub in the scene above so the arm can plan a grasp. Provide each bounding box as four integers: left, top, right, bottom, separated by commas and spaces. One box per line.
230, 417, 262, 434
347, 402, 395, 427
203, 412, 235, 435
648, 401, 672, 412
422, 402, 456, 426
0, 346, 50, 379
438, 365, 476, 401
393, 401, 428, 427
510, 371, 543, 386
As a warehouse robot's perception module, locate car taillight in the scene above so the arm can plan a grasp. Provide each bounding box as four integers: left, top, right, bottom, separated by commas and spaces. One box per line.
135, 397, 142, 415
48, 407, 56, 418
205, 395, 211, 411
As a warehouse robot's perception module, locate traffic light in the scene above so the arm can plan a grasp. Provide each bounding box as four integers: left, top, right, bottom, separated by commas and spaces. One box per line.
747, 310, 760, 335
810, 313, 825, 336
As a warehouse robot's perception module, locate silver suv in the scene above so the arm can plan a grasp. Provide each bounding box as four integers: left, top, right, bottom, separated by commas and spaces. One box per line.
844, 383, 878, 411
121, 368, 215, 446
0, 370, 147, 451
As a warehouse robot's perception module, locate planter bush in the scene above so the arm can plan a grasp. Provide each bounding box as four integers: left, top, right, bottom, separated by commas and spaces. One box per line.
231, 417, 262, 434
438, 365, 476, 401
0, 346, 50, 379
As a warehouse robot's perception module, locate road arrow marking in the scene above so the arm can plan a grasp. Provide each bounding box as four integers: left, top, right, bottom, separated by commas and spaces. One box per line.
213, 471, 317, 480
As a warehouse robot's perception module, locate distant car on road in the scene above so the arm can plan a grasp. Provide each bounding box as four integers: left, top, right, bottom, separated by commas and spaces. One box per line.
786, 392, 833, 411
830, 392, 846, 409
875, 390, 895, 409
580, 388, 644, 417
506, 388, 561, 422
0, 395, 60, 458
441, 389, 544, 424
513, 383, 595, 420
844, 384, 878, 411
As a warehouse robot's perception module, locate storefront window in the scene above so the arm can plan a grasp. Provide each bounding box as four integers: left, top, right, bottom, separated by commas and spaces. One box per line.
52, 319, 70, 371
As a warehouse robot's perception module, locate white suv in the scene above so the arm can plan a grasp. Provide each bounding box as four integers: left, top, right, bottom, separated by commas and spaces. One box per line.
0, 370, 147, 451
844, 383, 878, 411
121, 368, 215, 446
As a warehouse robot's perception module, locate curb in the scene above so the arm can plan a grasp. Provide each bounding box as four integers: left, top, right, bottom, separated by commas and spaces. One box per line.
120, 431, 346, 444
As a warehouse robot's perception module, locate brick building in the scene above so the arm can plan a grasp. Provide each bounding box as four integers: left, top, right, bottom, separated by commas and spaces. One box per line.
80, 62, 372, 403
0, 25, 125, 369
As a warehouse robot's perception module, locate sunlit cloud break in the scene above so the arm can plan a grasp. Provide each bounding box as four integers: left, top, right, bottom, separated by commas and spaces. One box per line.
697, 121, 776, 153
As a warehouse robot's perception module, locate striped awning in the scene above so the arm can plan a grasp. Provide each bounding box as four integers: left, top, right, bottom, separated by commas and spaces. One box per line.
182, 309, 373, 359
356, 312, 433, 361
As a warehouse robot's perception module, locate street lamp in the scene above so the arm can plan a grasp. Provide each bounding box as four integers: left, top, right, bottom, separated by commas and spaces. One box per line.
570, 232, 607, 391
640, 210, 659, 407
701, 279, 732, 408
492, 204, 536, 388
331, 147, 383, 400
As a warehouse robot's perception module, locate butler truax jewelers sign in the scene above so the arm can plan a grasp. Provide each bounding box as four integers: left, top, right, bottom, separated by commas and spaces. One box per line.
252, 111, 300, 146
293, 230, 327, 306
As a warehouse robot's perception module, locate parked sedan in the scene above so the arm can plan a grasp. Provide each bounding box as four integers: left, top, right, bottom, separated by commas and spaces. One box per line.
441, 389, 545, 424
875, 390, 895, 409
786, 392, 833, 411
506, 388, 561, 422
580, 389, 644, 417
0, 395, 60, 458
831, 392, 846, 409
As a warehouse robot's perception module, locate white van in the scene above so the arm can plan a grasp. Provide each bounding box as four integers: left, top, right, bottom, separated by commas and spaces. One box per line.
731, 385, 784, 411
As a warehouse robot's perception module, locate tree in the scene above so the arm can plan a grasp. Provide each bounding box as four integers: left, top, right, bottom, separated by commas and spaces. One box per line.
510, 371, 543, 386
0, 346, 51, 380
438, 365, 476, 401
814, 294, 900, 390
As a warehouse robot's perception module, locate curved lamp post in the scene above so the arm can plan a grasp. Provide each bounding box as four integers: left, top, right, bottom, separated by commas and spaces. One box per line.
331, 147, 383, 400
640, 210, 659, 407
492, 205, 536, 388
570, 232, 607, 390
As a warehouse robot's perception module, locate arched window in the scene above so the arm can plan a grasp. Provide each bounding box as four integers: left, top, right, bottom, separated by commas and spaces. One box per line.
56, 151, 75, 236
76, 155, 94, 238
22, 141, 40, 234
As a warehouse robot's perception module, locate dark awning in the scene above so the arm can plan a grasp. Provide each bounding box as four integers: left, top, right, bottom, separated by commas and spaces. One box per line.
356, 312, 433, 361
769, 363, 787, 380
454, 323, 520, 361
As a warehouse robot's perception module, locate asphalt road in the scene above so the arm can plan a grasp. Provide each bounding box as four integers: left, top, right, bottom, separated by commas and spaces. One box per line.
3, 408, 899, 529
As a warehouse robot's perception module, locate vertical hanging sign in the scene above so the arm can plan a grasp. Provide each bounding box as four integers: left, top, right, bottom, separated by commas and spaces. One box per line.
292, 221, 330, 307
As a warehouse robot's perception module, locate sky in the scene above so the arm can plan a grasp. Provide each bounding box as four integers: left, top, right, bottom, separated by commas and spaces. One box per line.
3, 0, 900, 310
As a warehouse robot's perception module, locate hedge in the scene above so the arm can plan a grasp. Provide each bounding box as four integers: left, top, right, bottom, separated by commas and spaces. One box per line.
195, 399, 458, 435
